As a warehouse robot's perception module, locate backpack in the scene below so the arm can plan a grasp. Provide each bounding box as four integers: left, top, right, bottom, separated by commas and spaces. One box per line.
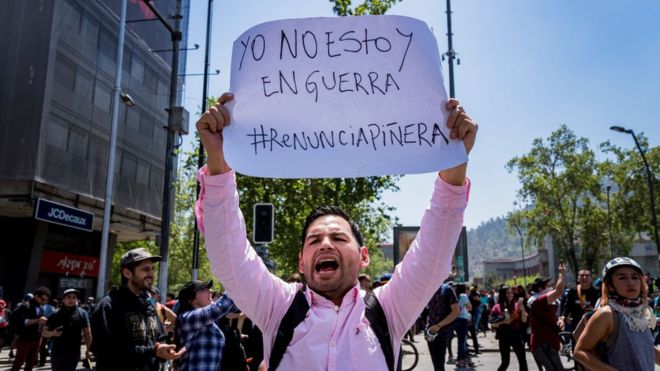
219, 317, 248, 371
268, 288, 394, 371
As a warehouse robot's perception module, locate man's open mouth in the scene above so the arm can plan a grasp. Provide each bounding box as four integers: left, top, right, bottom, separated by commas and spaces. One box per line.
315, 258, 339, 274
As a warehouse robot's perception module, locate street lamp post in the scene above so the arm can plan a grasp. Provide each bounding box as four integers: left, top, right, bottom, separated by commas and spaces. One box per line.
610, 125, 659, 260
513, 224, 527, 287
606, 184, 615, 259
97, 0, 128, 300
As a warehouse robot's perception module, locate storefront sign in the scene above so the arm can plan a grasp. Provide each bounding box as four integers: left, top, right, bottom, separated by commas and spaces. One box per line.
40, 251, 99, 277
34, 198, 94, 232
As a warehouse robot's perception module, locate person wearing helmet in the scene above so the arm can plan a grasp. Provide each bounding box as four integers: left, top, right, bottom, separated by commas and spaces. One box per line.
574, 257, 660, 370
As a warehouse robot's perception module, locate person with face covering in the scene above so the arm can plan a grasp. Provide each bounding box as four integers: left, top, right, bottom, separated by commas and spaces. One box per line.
574, 257, 660, 370
194, 92, 478, 370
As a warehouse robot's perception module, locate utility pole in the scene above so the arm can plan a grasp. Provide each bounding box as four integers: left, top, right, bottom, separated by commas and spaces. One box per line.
610, 126, 659, 262
138, 0, 186, 300
444, 0, 459, 98
97, 0, 128, 300
191, 0, 214, 281
606, 185, 614, 259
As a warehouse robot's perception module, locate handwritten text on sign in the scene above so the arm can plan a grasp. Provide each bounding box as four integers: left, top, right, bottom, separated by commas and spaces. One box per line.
225, 15, 467, 178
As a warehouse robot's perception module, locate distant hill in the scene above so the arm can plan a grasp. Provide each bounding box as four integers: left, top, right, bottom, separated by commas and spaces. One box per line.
467, 217, 533, 278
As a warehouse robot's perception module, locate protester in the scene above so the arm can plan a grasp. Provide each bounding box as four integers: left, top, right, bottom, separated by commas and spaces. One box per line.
574, 257, 660, 370
529, 263, 565, 371
194, 92, 477, 369
479, 289, 490, 334
149, 287, 177, 335
10, 286, 51, 371
91, 248, 185, 370
562, 269, 598, 332
454, 283, 473, 367
174, 280, 237, 371
38, 297, 58, 366
468, 285, 482, 354
424, 280, 459, 371
80, 297, 95, 318
42, 288, 92, 371
490, 285, 528, 371
358, 274, 372, 293
0, 299, 11, 351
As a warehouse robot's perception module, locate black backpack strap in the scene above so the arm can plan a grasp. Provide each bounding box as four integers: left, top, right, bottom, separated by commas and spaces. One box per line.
269, 288, 309, 371
364, 292, 394, 371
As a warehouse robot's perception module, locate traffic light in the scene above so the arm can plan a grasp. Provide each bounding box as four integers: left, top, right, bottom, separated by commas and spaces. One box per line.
253, 203, 274, 244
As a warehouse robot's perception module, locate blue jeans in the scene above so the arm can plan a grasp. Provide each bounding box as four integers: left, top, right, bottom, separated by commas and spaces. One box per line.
456, 318, 469, 361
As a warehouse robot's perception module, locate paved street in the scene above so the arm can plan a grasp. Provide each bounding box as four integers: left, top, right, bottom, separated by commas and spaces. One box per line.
2, 332, 659, 370
409, 331, 567, 371
0, 331, 565, 371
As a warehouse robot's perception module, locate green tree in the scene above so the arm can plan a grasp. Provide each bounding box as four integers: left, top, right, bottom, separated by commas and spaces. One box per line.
600, 136, 659, 254
331, 0, 402, 16
506, 125, 607, 276
235, 173, 398, 278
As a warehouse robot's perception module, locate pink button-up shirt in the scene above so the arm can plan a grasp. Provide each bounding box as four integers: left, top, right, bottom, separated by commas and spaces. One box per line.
196, 168, 469, 370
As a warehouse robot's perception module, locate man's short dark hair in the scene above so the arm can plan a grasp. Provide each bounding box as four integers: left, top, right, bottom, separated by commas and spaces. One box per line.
33, 286, 51, 298
300, 206, 364, 248
120, 261, 140, 286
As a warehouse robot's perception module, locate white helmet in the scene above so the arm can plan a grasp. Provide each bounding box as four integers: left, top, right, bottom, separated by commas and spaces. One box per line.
602, 257, 643, 281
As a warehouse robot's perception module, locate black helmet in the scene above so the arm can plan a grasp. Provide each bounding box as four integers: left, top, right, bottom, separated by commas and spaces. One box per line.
602, 257, 643, 281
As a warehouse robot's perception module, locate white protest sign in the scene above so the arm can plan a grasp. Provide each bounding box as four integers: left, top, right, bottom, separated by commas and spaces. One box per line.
225, 15, 467, 178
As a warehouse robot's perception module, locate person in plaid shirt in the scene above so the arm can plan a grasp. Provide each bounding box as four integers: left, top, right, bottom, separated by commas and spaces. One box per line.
175, 279, 238, 371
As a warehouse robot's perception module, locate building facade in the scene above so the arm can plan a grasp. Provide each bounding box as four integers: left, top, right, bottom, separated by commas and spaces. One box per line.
0, 0, 189, 303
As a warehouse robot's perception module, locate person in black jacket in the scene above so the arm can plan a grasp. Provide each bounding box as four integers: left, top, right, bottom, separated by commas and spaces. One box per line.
561, 269, 598, 332
91, 248, 185, 371
10, 287, 51, 371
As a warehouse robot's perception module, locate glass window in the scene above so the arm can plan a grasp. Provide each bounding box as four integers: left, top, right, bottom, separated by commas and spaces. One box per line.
81, 13, 99, 46
75, 68, 93, 99
143, 66, 156, 92
68, 127, 87, 158
94, 81, 112, 112
122, 153, 137, 181
136, 160, 149, 185
150, 168, 163, 190
139, 112, 154, 137
153, 123, 166, 148
98, 30, 116, 74
47, 118, 68, 150
130, 54, 144, 83
54, 53, 76, 91
126, 107, 140, 132
89, 136, 107, 169
157, 80, 169, 109
61, 0, 82, 34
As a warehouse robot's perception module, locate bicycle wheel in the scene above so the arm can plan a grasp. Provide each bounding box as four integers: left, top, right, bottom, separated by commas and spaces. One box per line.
400, 339, 419, 371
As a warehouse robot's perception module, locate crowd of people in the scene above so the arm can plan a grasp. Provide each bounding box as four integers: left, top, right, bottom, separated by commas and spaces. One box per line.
1, 94, 658, 371
418, 258, 660, 370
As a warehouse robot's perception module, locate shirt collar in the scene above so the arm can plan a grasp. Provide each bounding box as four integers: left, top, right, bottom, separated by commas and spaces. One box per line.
310, 283, 360, 309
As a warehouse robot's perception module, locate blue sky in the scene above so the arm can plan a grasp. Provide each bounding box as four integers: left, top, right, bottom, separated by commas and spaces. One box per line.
180, 0, 660, 230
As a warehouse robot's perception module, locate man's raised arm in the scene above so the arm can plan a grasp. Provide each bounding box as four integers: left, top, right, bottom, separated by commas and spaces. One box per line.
377, 98, 477, 342
195, 93, 296, 334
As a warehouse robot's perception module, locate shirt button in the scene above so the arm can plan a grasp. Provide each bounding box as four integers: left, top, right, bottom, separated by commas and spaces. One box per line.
331, 340, 336, 347
334, 305, 339, 312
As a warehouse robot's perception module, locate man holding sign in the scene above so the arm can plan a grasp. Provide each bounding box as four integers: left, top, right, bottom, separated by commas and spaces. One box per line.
195, 15, 477, 371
